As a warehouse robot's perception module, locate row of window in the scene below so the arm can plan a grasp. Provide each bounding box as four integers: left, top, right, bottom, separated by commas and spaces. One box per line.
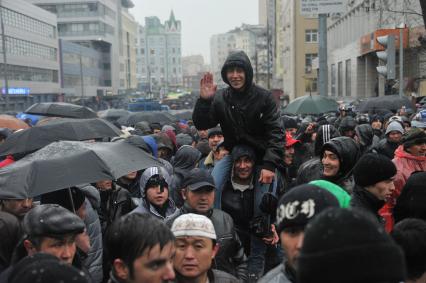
62, 52, 99, 69
63, 74, 99, 87
330, 59, 352, 97
0, 64, 58, 83
58, 22, 114, 36
39, 3, 115, 19
0, 36, 57, 61
1, 7, 56, 39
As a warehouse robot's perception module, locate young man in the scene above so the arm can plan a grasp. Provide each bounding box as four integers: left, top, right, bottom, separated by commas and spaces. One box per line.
171, 213, 240, 283
199, 127, 225, 172
259, 184, 340, 283
0, 198, 33, 219
167, 168, 248, 281
193, 50, 284, 185
376, 121, 404, 159
105, 213, 175, 283
351, 153, 397, 224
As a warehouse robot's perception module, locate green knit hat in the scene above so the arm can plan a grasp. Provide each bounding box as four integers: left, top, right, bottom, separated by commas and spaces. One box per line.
309, 180, 351, 208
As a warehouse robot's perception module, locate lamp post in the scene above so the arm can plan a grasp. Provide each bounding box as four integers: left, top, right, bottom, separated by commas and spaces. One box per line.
397, 23, 406, 97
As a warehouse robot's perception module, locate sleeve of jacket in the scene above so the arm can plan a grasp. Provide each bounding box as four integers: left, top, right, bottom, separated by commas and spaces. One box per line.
261, 93, 285, 171
232, 230, 249, 281
83, 199, 104, 283
192, 96, 219, 130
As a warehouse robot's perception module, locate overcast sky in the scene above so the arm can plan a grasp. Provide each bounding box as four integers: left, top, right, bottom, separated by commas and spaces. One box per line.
130, 0, 259, 64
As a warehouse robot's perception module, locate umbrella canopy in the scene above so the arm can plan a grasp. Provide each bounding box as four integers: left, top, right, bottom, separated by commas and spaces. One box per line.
98, 109, 130, 122
356, 95, 413, 112
0, 140, 161, 199
173, 110, 193, 120
117, 111, 174, 126
0, 115, 30, 130
0, 118, 122, 157
283, 95, 339, 115
25, 102, 97, 119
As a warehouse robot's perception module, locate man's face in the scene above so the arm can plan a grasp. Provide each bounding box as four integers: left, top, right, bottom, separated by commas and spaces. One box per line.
322, 150, 340, 177
184, 187, 215, 214
226, 67, 246, 91
128, 242, 175, 283
1, 198, 33, 218
158, 148, 172, 160
174, 237, 218, 280
126, 171, 138, 180
37, 235, 77, 265
146, 185, 169, 207
208, 134, 223, 151
96, 180, 113, 191
213, 147, 229, 162
406, 142, 426, 157
198, 130, 208, 140
388, 131, 402, 143
284, 146, 295, 166
369, 179, 395, 201
371, 121, 382, 130
233, 156, 255, 181
343, 129, 355, 138
280, 229, 304, 268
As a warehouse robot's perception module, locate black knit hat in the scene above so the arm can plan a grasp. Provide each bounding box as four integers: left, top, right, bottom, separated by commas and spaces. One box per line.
276, 184, 339, 232
402, 128, 426, 150
353, 153, 397, 187
9, 253, 89, 283
207, 126, 222, 138
394, 172, 426, 223
298, 208, 406, 283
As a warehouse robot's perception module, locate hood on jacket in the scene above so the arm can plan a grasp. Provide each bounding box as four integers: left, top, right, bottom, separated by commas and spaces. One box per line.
125, 135, 152, 155
134, 121, 152, 135
355, 124, 374, 147
321, 136, 360, 178
338, 116, 357, 134
77, 184, 101, 210
314, 124, 340, 156
394, 145, 426, 161
231, 144, 256, 162
172, 145, 202, 171
142, 136, 158, 158
220, 50, 254, 91
296, 158, 323, 185
139, 166, 171, 197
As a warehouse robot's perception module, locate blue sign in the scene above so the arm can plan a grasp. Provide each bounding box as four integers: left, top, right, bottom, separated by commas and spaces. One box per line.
1, 87, 30, 96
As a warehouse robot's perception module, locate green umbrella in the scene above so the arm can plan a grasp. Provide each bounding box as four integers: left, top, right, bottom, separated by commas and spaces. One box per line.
283, 95, 339, 115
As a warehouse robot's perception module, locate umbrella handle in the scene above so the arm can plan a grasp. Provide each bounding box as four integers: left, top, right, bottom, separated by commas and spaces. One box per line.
68, 188, 76, 214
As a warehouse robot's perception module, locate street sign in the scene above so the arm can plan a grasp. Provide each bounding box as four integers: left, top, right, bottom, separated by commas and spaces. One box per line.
300, 0, 347, 16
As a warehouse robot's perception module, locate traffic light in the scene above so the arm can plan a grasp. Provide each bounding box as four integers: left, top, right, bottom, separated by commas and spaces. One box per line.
376, 35, 395, 79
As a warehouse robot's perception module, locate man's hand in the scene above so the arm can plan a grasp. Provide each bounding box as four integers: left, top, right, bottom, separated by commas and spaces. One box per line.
262, 224, 279, 245
258, 169, 275, 184
200, 72, 217, 100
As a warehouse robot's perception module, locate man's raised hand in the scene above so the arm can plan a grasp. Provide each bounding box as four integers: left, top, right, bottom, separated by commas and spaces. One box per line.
200, 72, 217, 100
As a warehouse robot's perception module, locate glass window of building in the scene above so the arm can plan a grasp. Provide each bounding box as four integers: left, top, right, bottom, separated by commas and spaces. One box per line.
305, 29, 318, 43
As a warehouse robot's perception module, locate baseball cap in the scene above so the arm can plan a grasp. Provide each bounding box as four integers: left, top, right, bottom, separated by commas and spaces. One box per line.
171, 213, 216, 240
182, 168, 215, 191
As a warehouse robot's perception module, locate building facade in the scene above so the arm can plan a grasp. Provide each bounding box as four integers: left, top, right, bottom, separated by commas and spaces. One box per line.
182, 54, 206, 90
119, 8, 137, 93
136, 11, 183, 96
281, 0, 318, 100
327, 0, 425, 98
0, 0, 60, 111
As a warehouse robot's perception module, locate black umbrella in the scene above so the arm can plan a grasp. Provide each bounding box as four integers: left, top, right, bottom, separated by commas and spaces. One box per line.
117, 111, 174, 126
173, 110, 193, 120
357, 95, 412, 112
0, 140, 161, 199
0, 118, 122, 157
98, 109, 130, 122
25, 103, 97, 119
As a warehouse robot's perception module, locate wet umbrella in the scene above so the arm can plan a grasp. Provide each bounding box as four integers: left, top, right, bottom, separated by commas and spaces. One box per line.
173, 110, 193, 120
0, 118, 122, 157
0, 140, 161, 199
117, 111, 174, 126
283, 95, 339, 115
98, 109, 130, 122
357, 95, 412, 112
0, 115, 30, 130
25, 102, 97, 119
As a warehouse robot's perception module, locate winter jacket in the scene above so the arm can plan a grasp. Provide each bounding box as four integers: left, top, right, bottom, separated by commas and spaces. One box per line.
78, 185, 103, 283
193, 51, 284, 172
258, 262, 294, 283
130, 198, 176, 221
355, 124, 379, 154
167, 204, 248, 281
199, 151, 215, 172
170, 146, 201, 207
320, 137, 360, 194
173, 269, 240, 283
350, 186, 385, 225
296, 158, 323, 185
338, 116, 356, 135
375, 138, 399, 159
0, 212, 21, 274
380, 145, 426, 232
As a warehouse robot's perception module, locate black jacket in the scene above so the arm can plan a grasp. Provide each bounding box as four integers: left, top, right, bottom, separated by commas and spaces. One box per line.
193, 51, 284, 171
350, 186, 385, 225
167, 204, 248, 281
375, 138, 399, 159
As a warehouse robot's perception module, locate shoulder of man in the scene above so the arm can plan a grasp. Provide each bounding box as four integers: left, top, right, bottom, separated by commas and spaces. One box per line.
258, 264, 291, 283
211, 269, 241, 283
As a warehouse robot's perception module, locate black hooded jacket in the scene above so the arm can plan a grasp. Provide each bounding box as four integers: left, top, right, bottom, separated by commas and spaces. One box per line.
193, 51, 284, 171
355, 124, 378, 154
350, 186, 385, 224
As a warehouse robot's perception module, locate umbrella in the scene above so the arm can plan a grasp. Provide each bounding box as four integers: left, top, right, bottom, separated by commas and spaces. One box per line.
356, 95, 413, 112
25, 102, 97, 119
117, 111, 174, 126
0, 118, 122, 157
283, 95, 339, 115
0, 140, 161, 199
173, 110, 193, 120
0, 115, 30, 130
98, 109, 130, 122
16, 113, 44, 126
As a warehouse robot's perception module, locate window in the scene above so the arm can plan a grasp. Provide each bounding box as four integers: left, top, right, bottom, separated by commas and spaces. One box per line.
305, 53, 317, 73
150, 49, 155, 55
0, 64, 58, 83
305, 29, 318, 43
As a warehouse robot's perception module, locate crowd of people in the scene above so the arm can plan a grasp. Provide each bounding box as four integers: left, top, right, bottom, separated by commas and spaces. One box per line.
0, 50, 425, 283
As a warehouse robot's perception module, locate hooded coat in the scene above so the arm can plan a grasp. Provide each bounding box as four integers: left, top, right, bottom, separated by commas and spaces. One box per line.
314, 124, 340, 156
355, 124, 379, 154
320, 137, 360, 193
170, 146, 202, 207
192, 51, 284, 172
0, 212, 21, 273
